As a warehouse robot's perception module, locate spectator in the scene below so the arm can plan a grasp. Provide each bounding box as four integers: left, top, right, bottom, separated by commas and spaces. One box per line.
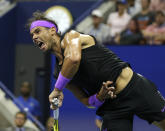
149, 0, 165, 12
114, 19, 145, 45
107, 0, 131, 37
16, 81, 41, 120
84, 9, 111, 45
142, 11, 165, 45
133, 0, 155, 30
0, 111, 36, 131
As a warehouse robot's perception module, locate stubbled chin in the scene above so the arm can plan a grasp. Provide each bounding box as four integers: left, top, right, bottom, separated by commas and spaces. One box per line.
40, 44, 47, 51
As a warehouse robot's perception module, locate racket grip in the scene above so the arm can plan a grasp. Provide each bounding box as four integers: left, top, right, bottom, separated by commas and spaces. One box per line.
53, 108, 59, 120
52, 98, 59, 120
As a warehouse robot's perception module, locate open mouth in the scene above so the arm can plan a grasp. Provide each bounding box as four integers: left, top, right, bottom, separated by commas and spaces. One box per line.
38, 42, 44, 48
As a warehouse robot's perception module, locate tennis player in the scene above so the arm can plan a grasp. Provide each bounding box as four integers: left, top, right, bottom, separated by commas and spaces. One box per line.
27, 11, 165, 131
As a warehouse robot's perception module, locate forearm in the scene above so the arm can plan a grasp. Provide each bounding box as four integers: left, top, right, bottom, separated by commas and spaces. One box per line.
66, 84, 90, 106
78, 95, 104, 108
61, 57, 80, 78
66, 84, 103, 107
54, 57, 80, 91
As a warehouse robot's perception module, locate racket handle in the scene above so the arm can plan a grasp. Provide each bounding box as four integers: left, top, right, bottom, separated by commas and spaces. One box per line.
53, 108, 59, 120
52, 98, 59, 120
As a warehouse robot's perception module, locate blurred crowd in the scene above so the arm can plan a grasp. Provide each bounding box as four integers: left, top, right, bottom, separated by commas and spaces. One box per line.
84, 0, 165, 45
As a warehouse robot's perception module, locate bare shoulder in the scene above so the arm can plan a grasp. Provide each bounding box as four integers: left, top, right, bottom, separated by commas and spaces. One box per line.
63, 30, 95, 48
65, 30, 80, 39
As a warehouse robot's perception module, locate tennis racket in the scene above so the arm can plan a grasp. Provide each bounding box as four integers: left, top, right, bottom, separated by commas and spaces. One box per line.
52, 98, 59, 131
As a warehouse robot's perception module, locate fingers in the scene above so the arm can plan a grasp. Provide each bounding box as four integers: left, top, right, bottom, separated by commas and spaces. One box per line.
49, 90, 64, 110
103, 81, 113, 88
108, 90, 116, 99
102, 81, 117, 99
50, 104, 58, 110
102, 81, 114, 90
50, 98, 63, 110
106, 86, 115, 91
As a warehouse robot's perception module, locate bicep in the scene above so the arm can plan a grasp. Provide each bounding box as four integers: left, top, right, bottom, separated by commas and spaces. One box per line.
64, 32, 82, 60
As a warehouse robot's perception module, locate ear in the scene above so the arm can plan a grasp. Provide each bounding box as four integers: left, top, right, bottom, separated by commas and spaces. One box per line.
49, 27, 56, 36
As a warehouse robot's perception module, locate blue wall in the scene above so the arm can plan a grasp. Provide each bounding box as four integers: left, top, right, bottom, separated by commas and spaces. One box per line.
51, 46, 165, 131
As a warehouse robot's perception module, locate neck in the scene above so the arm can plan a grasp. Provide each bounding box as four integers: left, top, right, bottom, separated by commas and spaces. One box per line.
118, 11, 124, 16
16, 126, 23, 128
23, 96, 29, 100
94, 24, 99, 28
52, 35, 63, 65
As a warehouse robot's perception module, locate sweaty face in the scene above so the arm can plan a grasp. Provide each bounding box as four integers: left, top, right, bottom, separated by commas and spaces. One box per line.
15, 114, 26, 127
30, 26, 53, 52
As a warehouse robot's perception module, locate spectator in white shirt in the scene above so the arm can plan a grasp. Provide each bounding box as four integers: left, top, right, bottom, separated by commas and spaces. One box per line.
107, 0, 131, 37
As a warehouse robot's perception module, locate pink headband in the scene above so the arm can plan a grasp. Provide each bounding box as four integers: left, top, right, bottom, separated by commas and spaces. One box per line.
30, 20, 58, 32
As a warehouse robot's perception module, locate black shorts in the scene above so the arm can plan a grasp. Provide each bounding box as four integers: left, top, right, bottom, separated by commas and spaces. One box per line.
98, 72, 165, 131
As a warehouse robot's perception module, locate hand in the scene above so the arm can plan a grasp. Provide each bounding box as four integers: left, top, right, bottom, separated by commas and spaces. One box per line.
49, 88, 64, 110
97, 81, 116, 101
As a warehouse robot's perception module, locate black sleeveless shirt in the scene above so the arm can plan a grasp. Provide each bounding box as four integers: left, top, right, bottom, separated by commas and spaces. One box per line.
54, 44, 130, 96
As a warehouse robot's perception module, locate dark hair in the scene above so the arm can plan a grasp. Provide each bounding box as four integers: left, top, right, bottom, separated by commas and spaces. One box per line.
129, 19, 141, 33
15, 111, 27, 120
147, 0, 151, 3
20, 81, 31, 89
155, 10, 165, 17
26, 10, 59, 32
